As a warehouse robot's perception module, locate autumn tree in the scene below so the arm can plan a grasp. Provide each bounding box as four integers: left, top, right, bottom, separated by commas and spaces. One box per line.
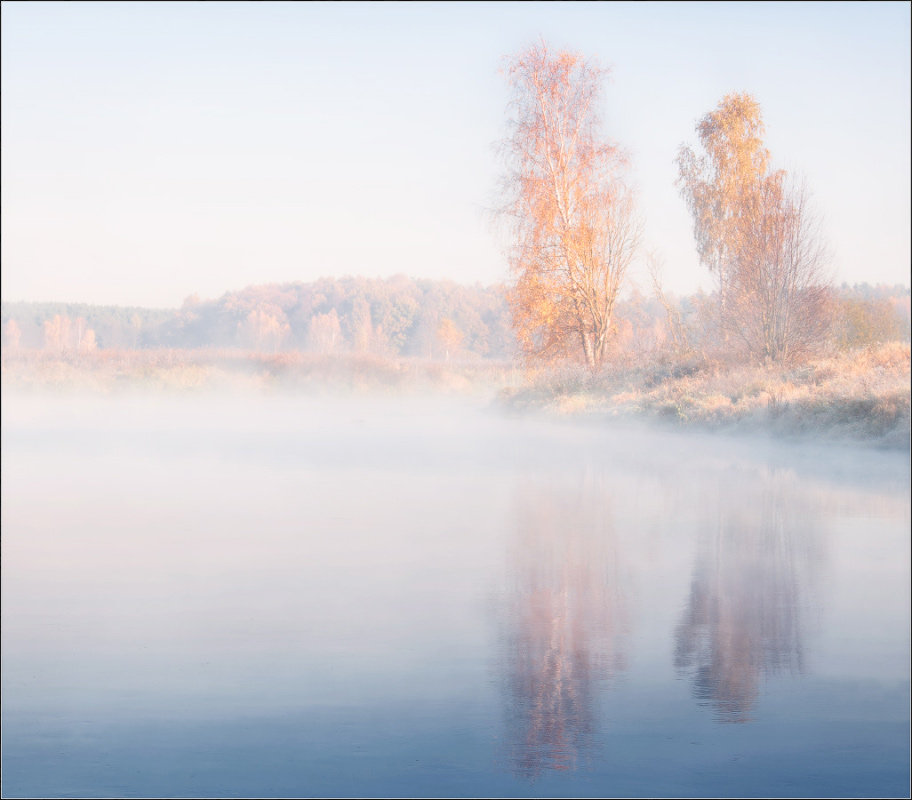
43, 314, 72, 352
729, 174, 831, 361
3, 319, 22, 350
677, 93, 832, 362
72, 317, 96, 353
79, 328, 97, 353
308, 308, 342, 354
348, 296, 374, 354
437, 317, 464, 361
498, 41, 639, 370
238, 304, 290, 352
834, 295, 910, 348
42, 313, 98, 353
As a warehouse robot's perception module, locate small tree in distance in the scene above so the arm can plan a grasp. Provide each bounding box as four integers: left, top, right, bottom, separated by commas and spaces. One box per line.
498, 40, 640, 370
239, 305, 290, 353
3, 319, 22, 350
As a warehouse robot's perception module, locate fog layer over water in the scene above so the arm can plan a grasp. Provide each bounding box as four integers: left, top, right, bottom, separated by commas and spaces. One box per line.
2, 391, 909, 798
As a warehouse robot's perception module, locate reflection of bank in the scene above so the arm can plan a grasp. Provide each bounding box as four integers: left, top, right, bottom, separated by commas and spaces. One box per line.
674, 470, 815, 723
501, 477, 626, 780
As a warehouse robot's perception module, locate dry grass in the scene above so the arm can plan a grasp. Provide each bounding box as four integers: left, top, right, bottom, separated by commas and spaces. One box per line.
4, 344, 908, 447
502, 342, 911, 448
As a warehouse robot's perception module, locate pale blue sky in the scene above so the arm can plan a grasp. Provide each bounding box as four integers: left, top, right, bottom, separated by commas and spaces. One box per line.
2, 1, 909, 307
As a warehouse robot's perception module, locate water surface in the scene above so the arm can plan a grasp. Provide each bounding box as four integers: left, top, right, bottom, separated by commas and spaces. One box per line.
2, 391, 909, 797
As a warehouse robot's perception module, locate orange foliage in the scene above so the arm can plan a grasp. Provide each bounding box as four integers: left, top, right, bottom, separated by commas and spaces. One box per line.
677, 94, 832, 362
500, 41, 639, 369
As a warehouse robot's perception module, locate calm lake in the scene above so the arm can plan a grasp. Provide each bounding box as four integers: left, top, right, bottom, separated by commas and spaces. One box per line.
2, 391, 909, 798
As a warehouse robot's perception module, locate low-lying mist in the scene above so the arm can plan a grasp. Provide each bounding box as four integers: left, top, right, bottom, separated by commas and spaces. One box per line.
2, 381, 908, 797
3, 383, 908, 496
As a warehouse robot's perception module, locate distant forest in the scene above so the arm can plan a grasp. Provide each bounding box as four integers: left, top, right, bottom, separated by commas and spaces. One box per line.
2, 277, 514, 359
1, 276, 909, 359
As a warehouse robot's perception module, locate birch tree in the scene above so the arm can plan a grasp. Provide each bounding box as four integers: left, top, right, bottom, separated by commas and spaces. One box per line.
676, 93, 770, 318
499, 41, 640, 369
677, 93, 832, 362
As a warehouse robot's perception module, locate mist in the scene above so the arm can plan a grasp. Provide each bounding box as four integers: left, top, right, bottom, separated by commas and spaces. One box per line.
3, 2, 910, 794
2, 384, 908, 797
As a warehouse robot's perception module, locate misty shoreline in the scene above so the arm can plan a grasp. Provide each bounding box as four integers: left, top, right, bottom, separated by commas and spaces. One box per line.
2, 343, 909, 452
498, 392, 911, 454
499, 343, 911, 452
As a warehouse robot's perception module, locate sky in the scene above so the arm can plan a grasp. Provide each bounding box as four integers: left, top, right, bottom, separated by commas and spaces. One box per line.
1, 1, 909, 308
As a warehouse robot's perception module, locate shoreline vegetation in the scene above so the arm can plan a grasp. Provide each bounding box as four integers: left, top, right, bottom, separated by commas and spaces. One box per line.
2, 341, 909, 450
502, 342, 910, 451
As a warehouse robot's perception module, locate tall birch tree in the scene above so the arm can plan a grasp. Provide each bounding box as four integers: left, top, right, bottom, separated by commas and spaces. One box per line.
499, 41, 639, 369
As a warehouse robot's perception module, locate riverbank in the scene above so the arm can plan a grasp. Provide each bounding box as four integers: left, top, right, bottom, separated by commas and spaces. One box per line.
3, 343, 908, 449
499, 342, 911, 450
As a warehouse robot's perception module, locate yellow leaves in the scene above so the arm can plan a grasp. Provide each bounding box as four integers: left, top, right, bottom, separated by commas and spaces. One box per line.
677, 92, 775, 281
679, 94, 832, 362
437, 317, 464, 356
239, 304, 291, 353
500, 41, 637, 369
41, 314, 97, 354
2, 319, 22, 350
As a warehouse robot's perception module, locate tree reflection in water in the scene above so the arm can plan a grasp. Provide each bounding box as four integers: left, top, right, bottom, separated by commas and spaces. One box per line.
501, 475, 626, 780
674, 469, 818, 723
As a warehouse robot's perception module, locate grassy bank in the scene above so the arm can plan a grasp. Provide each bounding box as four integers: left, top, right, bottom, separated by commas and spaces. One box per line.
3, 344, 908, 449
500, 342, 911, 449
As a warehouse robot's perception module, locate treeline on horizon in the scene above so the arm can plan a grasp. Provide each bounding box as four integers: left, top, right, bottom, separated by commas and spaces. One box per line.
1, 275, 909, 361
1, 276, 513, 359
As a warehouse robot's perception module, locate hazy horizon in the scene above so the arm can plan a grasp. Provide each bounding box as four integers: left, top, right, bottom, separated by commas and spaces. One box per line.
1, 271, 910, 314
2, 1, 910, 308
